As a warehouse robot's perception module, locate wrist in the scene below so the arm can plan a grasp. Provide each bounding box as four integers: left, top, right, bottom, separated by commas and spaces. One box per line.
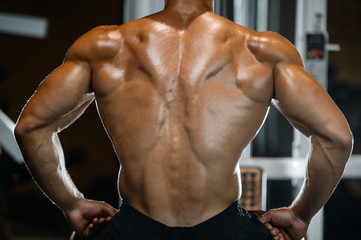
290, 204, 311, 224
61, 193, 85, 214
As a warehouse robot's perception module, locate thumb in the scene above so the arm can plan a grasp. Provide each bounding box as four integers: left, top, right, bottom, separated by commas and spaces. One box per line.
258, 210, 273, 224
100, 202, 117, 217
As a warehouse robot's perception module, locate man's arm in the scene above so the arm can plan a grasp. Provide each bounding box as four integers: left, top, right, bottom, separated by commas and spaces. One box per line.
257, 33, 353, 240
14, 29, 117, 237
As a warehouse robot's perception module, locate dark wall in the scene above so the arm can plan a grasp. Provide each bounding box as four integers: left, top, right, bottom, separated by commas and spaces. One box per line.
328, 0, 361, 88
0, 0, 122, 194
279, 0, 296, 44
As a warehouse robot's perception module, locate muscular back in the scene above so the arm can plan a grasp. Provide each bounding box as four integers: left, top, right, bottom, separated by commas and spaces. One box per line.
14, 3, 353, 237
72, 11, 286, 226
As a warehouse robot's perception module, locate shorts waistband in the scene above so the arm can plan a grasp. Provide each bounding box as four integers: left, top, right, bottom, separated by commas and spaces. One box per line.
117, 201, 248, 239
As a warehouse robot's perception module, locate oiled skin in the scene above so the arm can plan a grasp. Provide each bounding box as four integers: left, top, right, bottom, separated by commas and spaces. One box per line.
100, 12, 274, 226
14, 1, 353, 239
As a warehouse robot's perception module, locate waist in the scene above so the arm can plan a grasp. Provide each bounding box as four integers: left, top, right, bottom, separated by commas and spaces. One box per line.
115, 200, 248, 239
118, 160, 241, 223
118, 174, 241, 226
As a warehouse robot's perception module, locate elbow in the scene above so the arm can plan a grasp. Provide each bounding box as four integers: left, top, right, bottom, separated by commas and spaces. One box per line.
14, 115, 46, 145
14, 117, 33, 144
330, 128, 353, 161
312, 127, 353, 163
338, 129, 353, 155
15, 114, 56, 145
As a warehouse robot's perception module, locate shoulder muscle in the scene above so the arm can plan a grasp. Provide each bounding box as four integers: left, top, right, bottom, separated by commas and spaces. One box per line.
65, 25, 123, 63
247, 31, 303, 67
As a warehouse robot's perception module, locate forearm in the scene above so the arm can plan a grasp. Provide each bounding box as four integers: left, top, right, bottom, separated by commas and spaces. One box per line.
291, 135, 352, 223
15, 128, 83, 212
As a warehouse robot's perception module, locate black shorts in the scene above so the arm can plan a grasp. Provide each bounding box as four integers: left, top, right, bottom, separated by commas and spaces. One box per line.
77, 201, 272, 240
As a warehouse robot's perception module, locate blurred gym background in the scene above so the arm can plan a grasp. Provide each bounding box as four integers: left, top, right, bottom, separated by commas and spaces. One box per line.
0, 0, 360, 239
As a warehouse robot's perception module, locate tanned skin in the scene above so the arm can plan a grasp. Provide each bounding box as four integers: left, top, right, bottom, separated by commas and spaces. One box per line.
14, 0, 353, 239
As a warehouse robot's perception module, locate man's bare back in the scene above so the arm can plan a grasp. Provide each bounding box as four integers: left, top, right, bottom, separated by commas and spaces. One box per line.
15, 0, 353, 239
92, 10, 275, 226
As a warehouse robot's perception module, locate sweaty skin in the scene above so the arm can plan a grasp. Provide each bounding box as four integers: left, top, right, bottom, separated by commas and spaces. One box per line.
15, 0, 353, 239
